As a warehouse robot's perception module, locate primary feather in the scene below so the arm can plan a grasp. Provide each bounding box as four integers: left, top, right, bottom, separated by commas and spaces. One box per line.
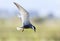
13, 2, 30, 25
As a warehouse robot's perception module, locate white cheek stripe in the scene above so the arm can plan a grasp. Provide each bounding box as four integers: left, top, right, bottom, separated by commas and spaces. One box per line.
32, 26, 34, 30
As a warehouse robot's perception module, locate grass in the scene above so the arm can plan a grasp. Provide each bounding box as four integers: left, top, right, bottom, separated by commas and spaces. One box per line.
0, 18, 60, 41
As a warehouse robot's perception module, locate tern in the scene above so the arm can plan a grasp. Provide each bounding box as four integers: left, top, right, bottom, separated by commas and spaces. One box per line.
13, 2, 36, 32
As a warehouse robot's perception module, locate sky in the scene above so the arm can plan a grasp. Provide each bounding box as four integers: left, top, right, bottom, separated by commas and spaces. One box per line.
0, 0, 60, 18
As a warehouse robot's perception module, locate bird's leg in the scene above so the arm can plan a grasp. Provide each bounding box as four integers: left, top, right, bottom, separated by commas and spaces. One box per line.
22, 28, 24, 32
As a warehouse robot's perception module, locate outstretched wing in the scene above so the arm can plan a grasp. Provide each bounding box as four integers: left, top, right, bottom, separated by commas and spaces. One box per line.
13, 2, 30, 25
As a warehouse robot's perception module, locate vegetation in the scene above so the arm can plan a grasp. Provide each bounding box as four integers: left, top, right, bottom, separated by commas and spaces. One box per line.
0, 18, 60, 41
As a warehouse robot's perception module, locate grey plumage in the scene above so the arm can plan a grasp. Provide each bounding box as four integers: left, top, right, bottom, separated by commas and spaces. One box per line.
13, 2, 36, 32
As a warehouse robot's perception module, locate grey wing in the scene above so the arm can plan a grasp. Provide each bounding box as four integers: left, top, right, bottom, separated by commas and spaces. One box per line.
13, 2, 30, 25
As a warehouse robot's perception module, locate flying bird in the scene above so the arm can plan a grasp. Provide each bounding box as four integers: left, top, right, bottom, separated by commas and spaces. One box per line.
13, 2, 36, 32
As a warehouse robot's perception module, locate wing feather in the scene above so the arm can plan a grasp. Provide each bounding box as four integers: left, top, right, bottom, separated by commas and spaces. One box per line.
13, 2, 30, 25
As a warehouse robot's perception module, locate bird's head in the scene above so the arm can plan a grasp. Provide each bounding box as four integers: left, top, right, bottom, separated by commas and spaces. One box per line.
32, 26, 36, 32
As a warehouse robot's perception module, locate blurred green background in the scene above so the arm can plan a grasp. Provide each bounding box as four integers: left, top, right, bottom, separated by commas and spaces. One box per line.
0, 17, 60, 41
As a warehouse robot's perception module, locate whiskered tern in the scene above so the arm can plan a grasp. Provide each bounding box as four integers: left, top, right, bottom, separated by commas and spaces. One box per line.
13, 2, 36, 32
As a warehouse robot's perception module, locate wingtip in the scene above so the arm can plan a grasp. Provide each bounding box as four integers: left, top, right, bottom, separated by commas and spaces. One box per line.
13, 2, 20, 8
13, 2, 15, 4
13, 2, 17, 5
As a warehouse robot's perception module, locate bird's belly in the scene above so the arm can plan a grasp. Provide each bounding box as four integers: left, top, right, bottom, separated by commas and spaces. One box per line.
24, 25, 30, 29
23, 24, 32, 29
